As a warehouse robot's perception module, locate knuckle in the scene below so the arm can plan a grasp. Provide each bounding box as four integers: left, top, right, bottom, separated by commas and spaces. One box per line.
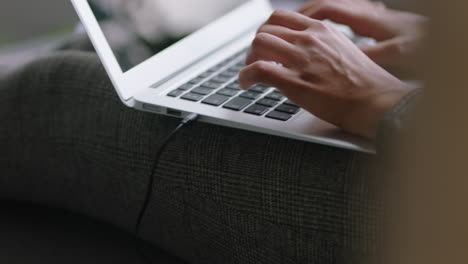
268, 9, 291, 23
251, 61, 271, 76
289, 31, 303, 43
271, 9, 288, 19
300, 33, 318, 45
252, 32, 270, 48
312, 20, 328, 31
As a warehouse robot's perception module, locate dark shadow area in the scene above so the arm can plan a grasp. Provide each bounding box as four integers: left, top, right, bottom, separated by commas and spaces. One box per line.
0, 200, 185, 264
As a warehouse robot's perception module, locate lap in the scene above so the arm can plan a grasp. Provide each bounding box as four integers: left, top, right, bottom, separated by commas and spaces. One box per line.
0, 51, 379, 263
0, 51, 164, 232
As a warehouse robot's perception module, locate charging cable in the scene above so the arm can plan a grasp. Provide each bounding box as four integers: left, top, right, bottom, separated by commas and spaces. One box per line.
135, 113, 200, 234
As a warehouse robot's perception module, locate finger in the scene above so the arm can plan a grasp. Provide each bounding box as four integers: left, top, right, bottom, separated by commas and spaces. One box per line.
300, 3, 388, 40
257, 24, 301, 44
300, 2, 342, 21
297, 0, 326, 14
238, 61, 296, 90
246, 33, 303, 67
297, 2, 312, 14
265, 9, 316, 31
359, 39, 402, 67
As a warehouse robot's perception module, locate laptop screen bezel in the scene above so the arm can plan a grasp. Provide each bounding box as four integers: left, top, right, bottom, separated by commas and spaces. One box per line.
71, 0, 273, 104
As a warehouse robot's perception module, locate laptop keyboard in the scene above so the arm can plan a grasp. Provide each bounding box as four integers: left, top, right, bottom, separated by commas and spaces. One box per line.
167, 49, 301, 121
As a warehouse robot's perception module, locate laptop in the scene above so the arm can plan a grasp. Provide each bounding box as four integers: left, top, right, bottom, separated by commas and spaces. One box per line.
71, 0, 374, 153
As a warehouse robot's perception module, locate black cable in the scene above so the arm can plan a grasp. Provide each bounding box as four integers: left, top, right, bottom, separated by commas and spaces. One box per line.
135, 113, 199, 234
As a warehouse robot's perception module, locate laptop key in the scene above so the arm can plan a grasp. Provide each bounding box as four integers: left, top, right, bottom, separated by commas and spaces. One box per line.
216, 59, 230, 68
244, 104, 270, 116
256, 98, 279, 107
223, 97, 253, 111
276, 104, 300, 114
220, 71, 238, 78
266, 111, 293, 121
227, 81, 241, 90
240, 91, 262, 100
235, 61, 246, 68
230, 64, 245, 72
249, 85, 270, 93
178, 83, 193, 91
272, 89, 282, 94
201, 81, 223, 89
189, 77, 205, 84
284, 100, 298, 107
208, 64, 223, 72
235, 49, 248, 57
198, 72, 212, 79
217, 88, 239, 97
202, 94, 230, 106
181, 93, 204, 102
265, 92, 285, 101
227, 66, 241, 74
167, 89, 184, 97
192, 87, 213, 95
211, 75, 232, 83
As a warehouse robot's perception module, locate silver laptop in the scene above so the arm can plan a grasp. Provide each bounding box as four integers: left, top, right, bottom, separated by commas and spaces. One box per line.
71, 0, 374, 153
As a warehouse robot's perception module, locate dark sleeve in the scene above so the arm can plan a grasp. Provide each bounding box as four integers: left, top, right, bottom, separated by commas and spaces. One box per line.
376, 88, 424, 155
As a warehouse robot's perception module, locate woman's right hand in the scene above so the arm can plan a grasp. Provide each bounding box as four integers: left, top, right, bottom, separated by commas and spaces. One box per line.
298, 0, 428, 72
239, 10, 414, 139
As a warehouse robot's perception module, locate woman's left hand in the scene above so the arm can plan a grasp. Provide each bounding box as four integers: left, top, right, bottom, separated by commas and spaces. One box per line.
239, 10, 414, 139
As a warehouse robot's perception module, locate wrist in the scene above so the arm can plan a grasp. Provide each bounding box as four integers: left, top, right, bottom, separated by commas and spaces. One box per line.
346, 79, 415, 139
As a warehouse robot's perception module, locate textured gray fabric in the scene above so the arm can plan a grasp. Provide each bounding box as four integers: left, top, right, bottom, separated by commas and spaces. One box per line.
0, 51, 381, 264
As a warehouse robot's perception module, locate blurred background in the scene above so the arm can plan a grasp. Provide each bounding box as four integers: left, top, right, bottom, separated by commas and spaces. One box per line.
0, 0, 410, 70
0, 0, 413, 46
0, 0, 306, 69
0, 0, 76, 45
0, 0, 312, 47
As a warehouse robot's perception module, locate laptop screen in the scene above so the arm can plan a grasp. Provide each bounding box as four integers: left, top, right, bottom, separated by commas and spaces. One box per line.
89, 0, 248, 72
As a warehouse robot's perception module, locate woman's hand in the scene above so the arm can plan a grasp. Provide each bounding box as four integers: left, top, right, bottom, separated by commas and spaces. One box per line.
239, 10, 414, 139
298, 0, 428, 72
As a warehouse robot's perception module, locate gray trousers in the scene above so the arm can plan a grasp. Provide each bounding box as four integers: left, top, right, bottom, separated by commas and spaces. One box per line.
0, 51, 380, 264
